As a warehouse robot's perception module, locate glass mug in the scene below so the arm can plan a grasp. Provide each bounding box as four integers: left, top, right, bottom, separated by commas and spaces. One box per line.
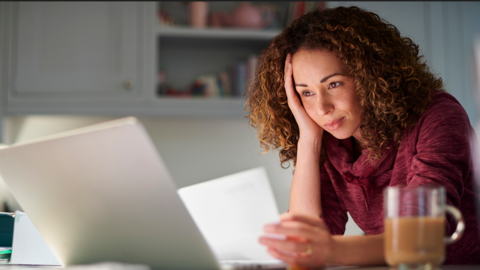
384, 186, 465, 269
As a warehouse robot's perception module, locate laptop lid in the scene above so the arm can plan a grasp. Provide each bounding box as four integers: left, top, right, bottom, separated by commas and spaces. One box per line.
0, 117, 219, 270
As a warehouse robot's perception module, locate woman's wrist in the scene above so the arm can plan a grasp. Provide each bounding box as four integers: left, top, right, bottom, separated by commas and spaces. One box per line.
297, 136, 322, 158
326, 235, 386, 266
325, 235, 343, 265
297, 135, 323, 155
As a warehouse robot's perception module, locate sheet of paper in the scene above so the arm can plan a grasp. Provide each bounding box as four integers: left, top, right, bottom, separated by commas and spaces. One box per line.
177, 167, 280, 261
10, 211, 61, 265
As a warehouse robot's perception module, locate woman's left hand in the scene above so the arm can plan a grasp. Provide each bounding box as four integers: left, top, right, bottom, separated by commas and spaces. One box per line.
258, 213, 336, 267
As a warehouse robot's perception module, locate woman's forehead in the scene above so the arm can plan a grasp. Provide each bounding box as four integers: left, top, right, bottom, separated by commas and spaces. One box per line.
291, 49, 347, 75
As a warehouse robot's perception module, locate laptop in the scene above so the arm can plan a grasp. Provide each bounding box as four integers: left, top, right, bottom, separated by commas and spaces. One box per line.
0, 117, 286, 270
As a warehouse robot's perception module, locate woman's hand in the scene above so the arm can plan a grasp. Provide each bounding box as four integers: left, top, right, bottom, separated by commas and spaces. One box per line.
284, 54, 324, 143
259, 212, 336, 268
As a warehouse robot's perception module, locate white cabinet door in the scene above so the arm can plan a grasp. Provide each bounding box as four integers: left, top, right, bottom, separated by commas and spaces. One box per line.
4, 2, 144, 99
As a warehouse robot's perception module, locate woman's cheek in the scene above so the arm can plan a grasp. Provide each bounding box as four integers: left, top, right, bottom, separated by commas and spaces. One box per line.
303, 104, 323, 127
303, 102, 315, 117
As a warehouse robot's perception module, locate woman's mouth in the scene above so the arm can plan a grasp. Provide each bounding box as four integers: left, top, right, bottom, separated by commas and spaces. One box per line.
323, 117, 345, 131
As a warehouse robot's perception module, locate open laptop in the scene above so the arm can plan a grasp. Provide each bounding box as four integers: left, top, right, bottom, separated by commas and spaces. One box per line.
0, 117, 286, 270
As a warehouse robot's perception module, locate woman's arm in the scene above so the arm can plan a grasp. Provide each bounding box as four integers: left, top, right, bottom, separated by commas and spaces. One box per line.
289, 138, 323, 216
259, 213, 386, 267
283, 54, 324, 217
331, 234, 385, 265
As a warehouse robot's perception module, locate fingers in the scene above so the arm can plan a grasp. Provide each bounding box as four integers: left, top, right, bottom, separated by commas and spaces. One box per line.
266, 247, 304, 267
266, 246, 315, 267
263, 242, 327, 268
263, 220, 326, 241
280, 212, 328, 230
260, 212, 332, 268
259, 236, 310, 254
284, 54, 302, 110
284, 53, 292, 74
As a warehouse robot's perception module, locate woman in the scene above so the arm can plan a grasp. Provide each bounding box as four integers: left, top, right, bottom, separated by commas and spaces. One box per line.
245, 6, 480, 267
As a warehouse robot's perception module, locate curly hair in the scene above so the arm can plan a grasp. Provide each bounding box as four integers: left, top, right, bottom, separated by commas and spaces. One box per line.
245, 6, 443, 168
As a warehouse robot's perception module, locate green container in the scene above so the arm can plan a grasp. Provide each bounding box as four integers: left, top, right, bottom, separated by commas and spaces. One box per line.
0, 216, 13, 247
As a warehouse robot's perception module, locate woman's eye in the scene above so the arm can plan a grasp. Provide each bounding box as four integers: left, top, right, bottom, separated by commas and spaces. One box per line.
329, 82, 341, 89
302, 91, 313, 96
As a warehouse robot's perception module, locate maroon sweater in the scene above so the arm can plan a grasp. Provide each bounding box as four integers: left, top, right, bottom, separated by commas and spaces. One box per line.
320, 90, 480, 264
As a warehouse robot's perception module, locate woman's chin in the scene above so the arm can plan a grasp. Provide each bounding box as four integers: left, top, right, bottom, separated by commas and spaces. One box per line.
326, 130, 354, 140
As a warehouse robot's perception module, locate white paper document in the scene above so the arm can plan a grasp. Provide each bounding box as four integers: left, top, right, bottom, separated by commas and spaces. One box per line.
177, 167, 280, 261
10, 211, 61, 265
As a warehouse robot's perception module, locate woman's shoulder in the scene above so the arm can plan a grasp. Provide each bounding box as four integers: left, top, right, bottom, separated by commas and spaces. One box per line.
416, 90, 471, 131
402, 89, 474, 151
427, 90, 466, 112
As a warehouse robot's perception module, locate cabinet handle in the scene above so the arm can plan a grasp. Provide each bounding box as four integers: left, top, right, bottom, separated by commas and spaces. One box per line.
123, 79, 134, 90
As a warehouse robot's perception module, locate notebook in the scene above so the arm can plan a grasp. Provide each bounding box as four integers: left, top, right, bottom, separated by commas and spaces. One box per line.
0, 117, 286, 270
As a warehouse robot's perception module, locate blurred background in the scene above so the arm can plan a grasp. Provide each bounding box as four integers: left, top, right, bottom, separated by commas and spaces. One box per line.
0, 1, 479, 235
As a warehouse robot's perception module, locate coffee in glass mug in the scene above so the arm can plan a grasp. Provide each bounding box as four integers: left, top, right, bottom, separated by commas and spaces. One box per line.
384, 186, 465, 268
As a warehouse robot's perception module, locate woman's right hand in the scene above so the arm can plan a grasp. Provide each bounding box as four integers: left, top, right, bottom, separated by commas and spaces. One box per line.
284, 54, 324, 142
259, 213, 335, 268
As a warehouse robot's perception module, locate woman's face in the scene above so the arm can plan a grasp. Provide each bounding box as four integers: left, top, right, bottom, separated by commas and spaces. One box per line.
291, 48, 363, 140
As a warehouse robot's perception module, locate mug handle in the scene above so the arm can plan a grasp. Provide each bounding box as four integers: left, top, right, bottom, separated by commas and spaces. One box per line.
444, 205, 465, 244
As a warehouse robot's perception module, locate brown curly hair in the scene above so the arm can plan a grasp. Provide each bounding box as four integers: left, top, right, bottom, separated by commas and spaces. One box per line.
245, 6, 443, 168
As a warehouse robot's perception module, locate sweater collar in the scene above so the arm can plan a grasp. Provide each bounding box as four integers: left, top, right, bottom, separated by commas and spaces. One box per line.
324, 132, 398, 211
324, 132, 398, 179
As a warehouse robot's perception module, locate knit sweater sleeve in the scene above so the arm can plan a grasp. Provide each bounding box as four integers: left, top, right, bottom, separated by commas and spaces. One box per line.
319, 162, 348, 235
406, 94, 473, 234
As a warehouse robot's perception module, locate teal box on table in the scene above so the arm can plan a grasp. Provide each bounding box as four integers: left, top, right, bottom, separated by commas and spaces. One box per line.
0, 214, 14, 247
0, 214, 13, 262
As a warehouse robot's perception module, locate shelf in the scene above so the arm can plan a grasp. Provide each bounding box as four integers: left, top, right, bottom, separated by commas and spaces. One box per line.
6, 97, 247, 118
158, 26, 281, 40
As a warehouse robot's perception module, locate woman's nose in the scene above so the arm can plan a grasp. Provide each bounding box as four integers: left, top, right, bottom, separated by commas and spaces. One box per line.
317, 94, 333, 116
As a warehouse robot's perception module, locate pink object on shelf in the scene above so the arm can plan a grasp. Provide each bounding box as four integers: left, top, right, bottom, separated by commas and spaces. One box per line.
231, 2, 275, 29
209, 11, 232, 28
189, 2, 208, 28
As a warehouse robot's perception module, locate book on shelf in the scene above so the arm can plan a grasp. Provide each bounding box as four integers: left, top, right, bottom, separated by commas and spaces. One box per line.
222, 56, 259, 98
157, 55, 259, 99
246, 55, 258, 87
236, 61, 246, 97
218, 71, 231, 96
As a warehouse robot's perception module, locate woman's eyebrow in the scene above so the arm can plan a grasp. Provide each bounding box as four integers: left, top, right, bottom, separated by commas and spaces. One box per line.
320, 73, 345, 83
295, 72, 346, 87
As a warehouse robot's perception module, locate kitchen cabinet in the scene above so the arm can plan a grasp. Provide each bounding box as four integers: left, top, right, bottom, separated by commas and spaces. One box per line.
1, 2, 154, 110
0, 2, 282, 121
11, 2, 144, 98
